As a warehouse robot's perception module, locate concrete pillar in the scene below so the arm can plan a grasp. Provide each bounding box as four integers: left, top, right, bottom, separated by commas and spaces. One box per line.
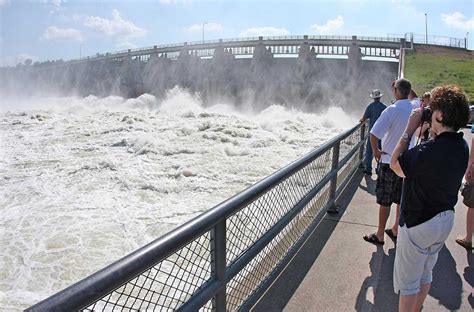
348, 36, 361, 78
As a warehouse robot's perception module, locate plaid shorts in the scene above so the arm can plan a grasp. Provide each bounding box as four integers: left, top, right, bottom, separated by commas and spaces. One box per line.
376, 163, 403, 207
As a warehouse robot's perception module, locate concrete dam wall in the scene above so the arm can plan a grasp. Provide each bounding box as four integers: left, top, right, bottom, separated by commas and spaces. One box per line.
1, 47, 399, 114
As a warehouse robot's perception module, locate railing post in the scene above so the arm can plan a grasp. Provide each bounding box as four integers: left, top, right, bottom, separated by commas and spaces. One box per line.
359, 122, 366, 162
327, 142, 340, 214
211, 220, 227, 311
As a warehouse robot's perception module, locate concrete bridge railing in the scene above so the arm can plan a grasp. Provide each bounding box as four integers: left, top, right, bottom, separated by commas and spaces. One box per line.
38, 35, 407, 66
27, 122, 368, 312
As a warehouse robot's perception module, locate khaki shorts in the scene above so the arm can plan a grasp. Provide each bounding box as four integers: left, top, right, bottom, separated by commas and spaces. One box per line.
393, 210, 454, 296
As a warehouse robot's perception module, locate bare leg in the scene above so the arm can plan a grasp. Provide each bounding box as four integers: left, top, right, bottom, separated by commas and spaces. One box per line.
377, 205, 390, 241
391, 204, 400, 236
466, 207, 474, 242
414, 283, 431, 312
399, 282, 431, 311
399, 293, 417, 312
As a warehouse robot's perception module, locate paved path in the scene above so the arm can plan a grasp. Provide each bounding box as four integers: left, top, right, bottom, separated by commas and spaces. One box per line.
253, 135, 473, 311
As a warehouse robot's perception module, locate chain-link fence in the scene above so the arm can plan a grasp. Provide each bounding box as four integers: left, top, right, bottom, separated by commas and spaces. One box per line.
27, 123, 368, 312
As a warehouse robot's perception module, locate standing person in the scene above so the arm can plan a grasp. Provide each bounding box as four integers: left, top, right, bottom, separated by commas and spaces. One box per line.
359, 89, 386, 175
390, 85, 470, 312
363, 78, 413, 245
456, 123, 474, 251
414, 92, 432, 143
420, 91, 431, 109
409, 89, 420, 109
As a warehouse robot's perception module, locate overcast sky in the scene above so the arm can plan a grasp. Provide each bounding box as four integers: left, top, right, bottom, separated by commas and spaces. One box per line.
0, 0, 472, 66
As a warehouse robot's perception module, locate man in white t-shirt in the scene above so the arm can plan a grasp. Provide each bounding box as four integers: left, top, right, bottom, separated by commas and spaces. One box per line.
363, 78, 413, 245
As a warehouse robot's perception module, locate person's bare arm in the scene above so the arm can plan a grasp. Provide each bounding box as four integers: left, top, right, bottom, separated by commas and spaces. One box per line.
465, 136, 474, 182
391, 109, 422, 178
370, 134, 381, 161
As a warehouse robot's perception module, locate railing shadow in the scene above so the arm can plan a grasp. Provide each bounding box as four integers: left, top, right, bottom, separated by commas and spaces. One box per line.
252, 170, 365, 311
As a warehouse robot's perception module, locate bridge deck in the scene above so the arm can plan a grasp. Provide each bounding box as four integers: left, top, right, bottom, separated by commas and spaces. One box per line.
253, 130, 473, 312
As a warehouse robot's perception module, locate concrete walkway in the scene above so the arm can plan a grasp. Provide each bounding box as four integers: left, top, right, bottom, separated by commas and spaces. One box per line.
253, 155, 473, 311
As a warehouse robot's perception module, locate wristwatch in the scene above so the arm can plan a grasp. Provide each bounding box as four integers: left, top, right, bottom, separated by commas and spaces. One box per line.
401, 132, 411, 144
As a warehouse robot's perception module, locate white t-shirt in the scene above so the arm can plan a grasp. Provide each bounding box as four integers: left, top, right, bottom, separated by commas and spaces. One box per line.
411, 98, 421, 109
370, 99, 413, 164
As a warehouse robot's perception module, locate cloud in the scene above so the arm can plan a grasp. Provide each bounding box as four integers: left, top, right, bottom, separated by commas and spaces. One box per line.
158, 0, 193, 4
117, 41, 138, 50
238, 27, 290, 37
185, 22, 222, 33
84, 9, 147, 39
40, 0, 62, 6
41, 26, 82, 41
310, 15, 344, 34
0, 0, 10, 6
391, 0, 411, 4
441, 12, 474, 30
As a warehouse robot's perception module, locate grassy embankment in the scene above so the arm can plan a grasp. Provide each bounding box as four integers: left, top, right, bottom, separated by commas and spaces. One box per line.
404, 46, 474, 103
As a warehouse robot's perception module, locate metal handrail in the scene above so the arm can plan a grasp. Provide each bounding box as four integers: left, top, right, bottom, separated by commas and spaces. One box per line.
27, 122, 367, 311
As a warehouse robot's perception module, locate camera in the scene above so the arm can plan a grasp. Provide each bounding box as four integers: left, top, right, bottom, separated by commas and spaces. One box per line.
421, 108, 432, 123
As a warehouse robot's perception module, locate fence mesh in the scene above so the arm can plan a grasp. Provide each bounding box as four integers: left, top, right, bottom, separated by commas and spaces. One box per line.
31, 125, 364, 312
84, 232, 212, 311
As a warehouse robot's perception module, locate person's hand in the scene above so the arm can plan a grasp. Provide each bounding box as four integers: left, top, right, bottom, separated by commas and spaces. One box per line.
406, 108, 422, 135
373, 148, 382, 162
465, 162, 474, 182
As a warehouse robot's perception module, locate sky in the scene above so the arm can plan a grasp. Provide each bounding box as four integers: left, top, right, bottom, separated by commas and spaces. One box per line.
0, 0, 472, 66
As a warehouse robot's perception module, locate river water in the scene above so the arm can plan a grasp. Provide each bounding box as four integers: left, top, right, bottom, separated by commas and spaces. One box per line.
0, 88, 356, 310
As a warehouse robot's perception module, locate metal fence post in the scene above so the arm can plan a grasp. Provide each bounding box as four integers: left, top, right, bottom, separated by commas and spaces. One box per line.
211, 220, 227, 311
359, 122, 366, 162
327, 142, 340, 214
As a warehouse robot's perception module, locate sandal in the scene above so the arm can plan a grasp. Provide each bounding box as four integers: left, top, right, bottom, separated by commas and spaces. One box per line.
363, 233, 384, 245
455, 237, 473, 250
385, 228, 398, 241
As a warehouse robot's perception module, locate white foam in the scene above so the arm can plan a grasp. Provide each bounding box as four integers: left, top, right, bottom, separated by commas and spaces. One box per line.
0, 90, 357, 311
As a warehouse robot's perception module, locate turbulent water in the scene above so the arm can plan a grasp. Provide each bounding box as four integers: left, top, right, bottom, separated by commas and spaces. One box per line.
0, 88, 357, 310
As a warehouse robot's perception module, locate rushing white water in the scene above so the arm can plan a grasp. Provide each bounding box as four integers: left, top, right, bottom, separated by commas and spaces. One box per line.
0, 88, 357, 311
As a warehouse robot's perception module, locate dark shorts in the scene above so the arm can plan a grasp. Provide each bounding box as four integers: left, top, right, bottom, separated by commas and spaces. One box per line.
376, 163, 403, 207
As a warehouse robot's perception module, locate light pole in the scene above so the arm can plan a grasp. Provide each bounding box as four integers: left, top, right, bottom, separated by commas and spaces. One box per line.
466, 32, 470, 50
425, 13, 428, 44
202, 21, 207, 43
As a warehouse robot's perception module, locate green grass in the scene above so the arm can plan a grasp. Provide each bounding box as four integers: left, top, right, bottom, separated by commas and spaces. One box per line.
405, 52, 474, 103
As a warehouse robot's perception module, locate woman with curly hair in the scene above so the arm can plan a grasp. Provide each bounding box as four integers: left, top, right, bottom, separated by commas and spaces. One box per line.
390, 85, 470, 312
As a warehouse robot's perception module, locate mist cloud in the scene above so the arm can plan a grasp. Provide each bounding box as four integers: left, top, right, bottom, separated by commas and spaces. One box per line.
441, 12, 474, 30
239, 27, 290, 37
17, 53, 38, 64
310, 15, 344, 35
41, 26, 82, 42
84, 9, 147, 39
